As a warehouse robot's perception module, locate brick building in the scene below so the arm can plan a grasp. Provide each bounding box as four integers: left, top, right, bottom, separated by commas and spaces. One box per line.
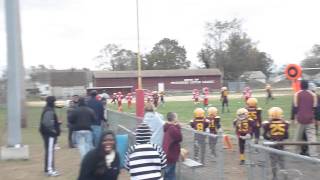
93, 69, 221, 93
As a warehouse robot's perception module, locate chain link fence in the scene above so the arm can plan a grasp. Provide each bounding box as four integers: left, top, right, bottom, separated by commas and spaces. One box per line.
246, 141, 320, 180
107, 110, 225, 180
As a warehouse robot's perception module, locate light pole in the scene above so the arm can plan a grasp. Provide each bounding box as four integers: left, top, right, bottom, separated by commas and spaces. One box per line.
1, 0, 29, 160
135, 0, 144, 119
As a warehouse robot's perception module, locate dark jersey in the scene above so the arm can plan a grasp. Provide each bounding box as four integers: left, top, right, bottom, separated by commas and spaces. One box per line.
263, 119, 289, 141
233, 118, 255, 136
190, 118, 209, 132
246, 107, 262, 128
206, 116, 221, 134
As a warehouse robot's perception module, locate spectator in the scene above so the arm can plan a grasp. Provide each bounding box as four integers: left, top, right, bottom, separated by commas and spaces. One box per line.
293, 80, 318, 157
143, 103, 165, 146
39, 96, 60, 177
78, 130, 120, 180
125, 123, 167, 180
69, 97, 95, 158
67, 95, 79, 148
163, 112, 182, 180
87, 90, 106, 147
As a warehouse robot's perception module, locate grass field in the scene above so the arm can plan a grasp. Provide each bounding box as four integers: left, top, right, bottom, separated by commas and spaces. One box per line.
108, 95, 295, 134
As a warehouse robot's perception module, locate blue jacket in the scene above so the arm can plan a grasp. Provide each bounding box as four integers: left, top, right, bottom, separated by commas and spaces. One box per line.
87, 97, 105, 125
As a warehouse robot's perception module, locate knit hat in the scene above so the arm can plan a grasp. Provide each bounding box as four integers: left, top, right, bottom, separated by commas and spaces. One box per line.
135, 123, 152, 144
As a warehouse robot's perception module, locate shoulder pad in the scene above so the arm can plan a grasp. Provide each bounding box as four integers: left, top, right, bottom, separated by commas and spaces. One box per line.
262, 120, 269, 124
257, 107, 262, 111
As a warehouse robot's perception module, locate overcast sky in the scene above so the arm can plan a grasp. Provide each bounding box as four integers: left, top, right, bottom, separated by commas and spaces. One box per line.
0, 0, 320, 71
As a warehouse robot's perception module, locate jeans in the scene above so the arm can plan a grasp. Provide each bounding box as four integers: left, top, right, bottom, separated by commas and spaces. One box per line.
91, 125, 102, 147
74, 130, 93, 158
164, 163, 176, 180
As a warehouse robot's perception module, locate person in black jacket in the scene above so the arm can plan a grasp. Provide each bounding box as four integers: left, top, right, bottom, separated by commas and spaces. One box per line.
39, 96, 60, 177
87, 90, 106, 147
78, 130, 120, 180
69, 97, 96, 158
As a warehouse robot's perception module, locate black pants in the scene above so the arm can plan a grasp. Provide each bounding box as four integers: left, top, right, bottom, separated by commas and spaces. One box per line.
42, 134, 56, 172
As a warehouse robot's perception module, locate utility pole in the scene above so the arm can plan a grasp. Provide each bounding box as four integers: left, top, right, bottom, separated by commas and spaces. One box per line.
1, 0, 29, 160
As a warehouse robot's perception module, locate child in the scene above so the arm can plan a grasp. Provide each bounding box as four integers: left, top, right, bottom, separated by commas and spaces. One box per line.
246, 97, 262, 144
233, 108, 255, 165
206, 107, 221, 157
262, 107, 289, 180
220, 87, 230, 113
190, 108, 209, 164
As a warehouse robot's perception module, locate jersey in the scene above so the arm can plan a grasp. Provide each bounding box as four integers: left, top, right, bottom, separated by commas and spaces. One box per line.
233, 118, 255, 136
221, 90, 228, 103
262, 119, 289, 141
190, 118, 209, 132
246, 107, 262, 128
207, 116, 221, 134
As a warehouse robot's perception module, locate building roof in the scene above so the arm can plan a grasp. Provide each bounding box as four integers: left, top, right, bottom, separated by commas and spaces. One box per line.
50, 70, 89, 87
93, 69, 221, 78
33, 70, 90, 87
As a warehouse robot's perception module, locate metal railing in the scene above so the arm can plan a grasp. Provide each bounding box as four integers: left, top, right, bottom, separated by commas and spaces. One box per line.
246, 141, 320, 180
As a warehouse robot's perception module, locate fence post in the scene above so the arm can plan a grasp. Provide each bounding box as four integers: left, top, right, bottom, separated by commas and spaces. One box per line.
217, 131, 224, 180
246, 140, 254, 180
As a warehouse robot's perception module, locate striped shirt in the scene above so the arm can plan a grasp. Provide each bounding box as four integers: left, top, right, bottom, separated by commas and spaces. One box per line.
125, 123, 167, 180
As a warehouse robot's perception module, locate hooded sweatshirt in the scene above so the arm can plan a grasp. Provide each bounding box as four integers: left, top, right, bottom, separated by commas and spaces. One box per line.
125, 123, 167, 180
162, 122, 182, 164
143, 112, 165, 146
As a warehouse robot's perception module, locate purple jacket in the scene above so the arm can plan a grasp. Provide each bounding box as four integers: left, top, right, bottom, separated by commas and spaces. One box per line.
162, 123, 182, 164
294, 90, 317, 124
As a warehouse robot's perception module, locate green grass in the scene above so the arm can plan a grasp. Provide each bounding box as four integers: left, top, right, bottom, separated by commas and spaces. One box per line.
0, 95, 295, 141
107, 95, 295, 134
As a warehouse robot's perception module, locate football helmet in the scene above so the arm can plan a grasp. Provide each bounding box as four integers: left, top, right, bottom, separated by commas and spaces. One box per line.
194, 108, 205, 118
268, 107, 283, 119
247, 97, 258, 107
207, 107, 218, 116
221, 86, 227, 91
237, 108, 248, 116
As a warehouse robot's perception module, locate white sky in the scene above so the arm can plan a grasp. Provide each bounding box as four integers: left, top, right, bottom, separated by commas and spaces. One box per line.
0, 0, 320, 71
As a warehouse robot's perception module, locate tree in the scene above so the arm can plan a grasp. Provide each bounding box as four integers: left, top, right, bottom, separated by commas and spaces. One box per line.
301, 44, 320, 76
94, 44, 120, 70
145, 38, 190, 70
111, 49, 138, 71
199, 19, 274, 80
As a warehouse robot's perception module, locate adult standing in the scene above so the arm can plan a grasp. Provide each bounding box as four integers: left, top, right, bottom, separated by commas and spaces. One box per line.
87, 90, 106, 147
67, 95, 79, 148
143, 103, 165, 146
163, 112, 182, 180
293, 80, 318, 157
69, 97, 95, 158
39, 96, 60, 176
78, 130, 120, 180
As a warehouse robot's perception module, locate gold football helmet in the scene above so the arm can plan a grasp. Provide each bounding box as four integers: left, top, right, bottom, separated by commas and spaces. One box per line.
268, 107, 283, 119
194, 108, 205, 118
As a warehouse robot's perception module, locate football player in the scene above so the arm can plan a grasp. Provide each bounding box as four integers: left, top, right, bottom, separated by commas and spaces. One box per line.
190, 108, 209, 164
233, 108, 255, 165
220, 86, 230, 113
246, 97, 262, 144
262, 107, 289, 180
206, 107, 221, 157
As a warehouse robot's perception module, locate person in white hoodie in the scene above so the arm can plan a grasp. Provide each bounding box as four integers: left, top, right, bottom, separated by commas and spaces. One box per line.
143, 103, 165, 146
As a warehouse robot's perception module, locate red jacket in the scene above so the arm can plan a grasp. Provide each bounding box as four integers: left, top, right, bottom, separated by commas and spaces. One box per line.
162, 123, 182, 164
